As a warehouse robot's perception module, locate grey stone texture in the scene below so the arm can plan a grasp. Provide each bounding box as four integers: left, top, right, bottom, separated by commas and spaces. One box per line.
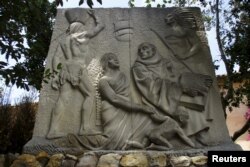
24, 8, 239, 153
120, 153, 148, 167
97, 153, 122, 167
76, 153, 98, 167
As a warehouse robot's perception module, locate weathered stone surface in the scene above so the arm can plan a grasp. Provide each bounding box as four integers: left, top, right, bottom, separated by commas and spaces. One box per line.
62, 159, 77, 167
36, 151, 50, 166
65, 154, 78, 161
11, 154, 41, 167
97, 153, 122, 167
24, 8, 240, 154
148, 152, 167, 167
46, 154, 64, 167
76, 153, 98, 167
61, 154, 78, 167
191, 156, 208, 166
120, 153, 148, 167
170, 156, 191, 167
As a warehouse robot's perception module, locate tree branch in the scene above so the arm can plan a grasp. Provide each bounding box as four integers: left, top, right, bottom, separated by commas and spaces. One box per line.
215, 0, 234, 115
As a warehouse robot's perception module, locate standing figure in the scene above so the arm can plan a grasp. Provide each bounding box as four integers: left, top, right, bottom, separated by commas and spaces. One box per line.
47, 10, 105, 139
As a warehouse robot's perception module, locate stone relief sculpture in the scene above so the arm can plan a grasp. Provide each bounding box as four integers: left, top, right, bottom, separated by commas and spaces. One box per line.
132, 42, 213, 145
163, 10, 210, 76
67, 53, 195, 150
114, 20, 133, 42
47, 10, 105, 139
25, 8, 236, 154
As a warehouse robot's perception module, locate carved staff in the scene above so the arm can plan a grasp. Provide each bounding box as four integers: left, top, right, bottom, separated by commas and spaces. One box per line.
150, 28, 194, 73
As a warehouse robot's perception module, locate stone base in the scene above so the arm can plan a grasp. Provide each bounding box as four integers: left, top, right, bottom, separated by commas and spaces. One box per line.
24, 137, 242, 156
20, 139, 243, 166
14, 141, 243, 167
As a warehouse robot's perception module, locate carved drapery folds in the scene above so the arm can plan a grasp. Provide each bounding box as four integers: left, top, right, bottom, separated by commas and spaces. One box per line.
30, 8, 230, 152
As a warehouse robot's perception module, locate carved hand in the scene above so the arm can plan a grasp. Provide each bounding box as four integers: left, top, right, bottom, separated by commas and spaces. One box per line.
51, 76, 60, 90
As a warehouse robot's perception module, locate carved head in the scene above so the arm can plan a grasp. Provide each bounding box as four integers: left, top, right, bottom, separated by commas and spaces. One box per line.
138, 42, 156, 59
100, 53, 120, 71
68, 22, 86, 34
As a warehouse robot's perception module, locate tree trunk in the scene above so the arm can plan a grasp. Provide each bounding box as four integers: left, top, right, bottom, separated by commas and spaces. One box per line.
215, 0, 234, 118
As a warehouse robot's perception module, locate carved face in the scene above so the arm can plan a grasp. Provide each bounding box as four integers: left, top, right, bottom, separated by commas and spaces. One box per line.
165, 14, 175, 25
69, 22, 86, 34
108, 55, 120, 69
138, 43, 155, 59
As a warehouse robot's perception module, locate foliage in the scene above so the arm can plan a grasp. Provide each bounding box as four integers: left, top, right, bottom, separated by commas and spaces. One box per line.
212, 0, 250, 113
0, 90, 37, 153
226, 0, 250, 99
0, 103, 13, 153
0, 0, 57, 90
56, 0, 102, 8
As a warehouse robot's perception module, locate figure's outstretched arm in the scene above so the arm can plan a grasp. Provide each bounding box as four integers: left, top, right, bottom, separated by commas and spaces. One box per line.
99, 78, 153, 114
86, 10, 105, 38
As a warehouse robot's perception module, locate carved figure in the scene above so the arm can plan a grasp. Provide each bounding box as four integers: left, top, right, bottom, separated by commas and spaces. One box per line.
47, 10, 105, 139
97, 53, 155, 149
68, 53, 195, 150
124, 115, 195, 150
163, 10, 215, 121
150, 9, 204, 73
132, 42, 213, 138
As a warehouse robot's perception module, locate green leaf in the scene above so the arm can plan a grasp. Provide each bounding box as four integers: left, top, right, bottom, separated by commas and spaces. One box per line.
0, 61, 8, 66
45, 68, 50, 75
79, 0, 84, 6
57, 63, 62, 70
97, 0, 102, 5
43, 79, 48, 84
56, 0, 63, 6
87, 0, 94, 8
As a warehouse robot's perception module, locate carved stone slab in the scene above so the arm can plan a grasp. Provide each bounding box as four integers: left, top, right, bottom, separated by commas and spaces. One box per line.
24, 8, 240, 154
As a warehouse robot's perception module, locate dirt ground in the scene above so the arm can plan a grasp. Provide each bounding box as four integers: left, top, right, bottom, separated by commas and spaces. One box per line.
226, 103, 250, 150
